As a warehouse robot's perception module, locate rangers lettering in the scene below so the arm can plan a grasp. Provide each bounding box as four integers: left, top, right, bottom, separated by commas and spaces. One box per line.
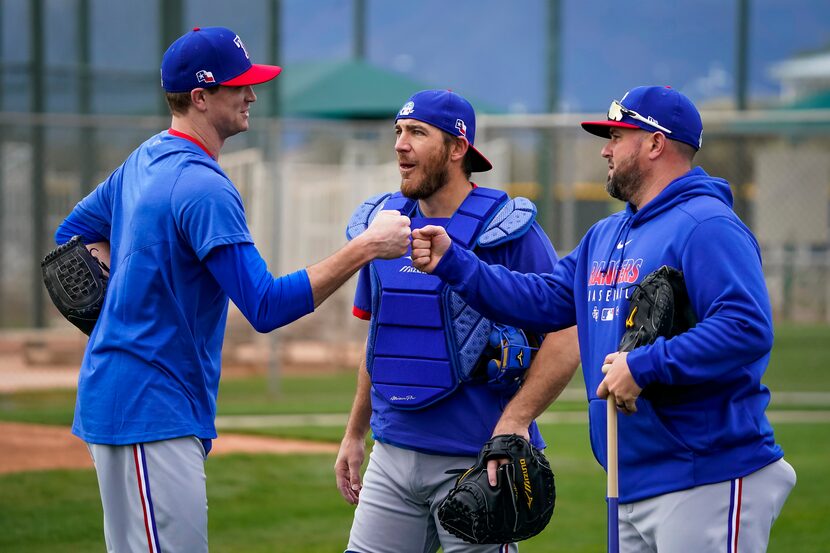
603, 261, 616, 286
588, 258, 643, 287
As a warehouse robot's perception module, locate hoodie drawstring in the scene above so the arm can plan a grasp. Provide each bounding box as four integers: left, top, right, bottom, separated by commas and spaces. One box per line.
600, 217, 633, 289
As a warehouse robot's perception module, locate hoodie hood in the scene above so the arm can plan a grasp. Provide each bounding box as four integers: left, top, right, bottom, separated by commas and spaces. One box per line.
627, 166, 733, 227
598, 167, 733, 286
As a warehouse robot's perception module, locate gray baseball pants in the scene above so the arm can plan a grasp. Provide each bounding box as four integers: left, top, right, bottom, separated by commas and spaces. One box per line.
618, 458, 796, 552
87, 436, 209, 553
346, 441, 517, 553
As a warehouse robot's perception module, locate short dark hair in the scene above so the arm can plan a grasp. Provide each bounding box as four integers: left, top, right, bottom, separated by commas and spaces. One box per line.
442, 132, 473, 179
165, 87, 220, 116
672, 139, 698, 162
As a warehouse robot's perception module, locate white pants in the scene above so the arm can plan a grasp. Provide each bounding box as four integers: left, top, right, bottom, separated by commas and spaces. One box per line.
618, 458, 796, 552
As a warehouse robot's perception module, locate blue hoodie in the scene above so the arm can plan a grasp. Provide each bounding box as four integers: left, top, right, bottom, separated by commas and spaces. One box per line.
433, 167, 783, 502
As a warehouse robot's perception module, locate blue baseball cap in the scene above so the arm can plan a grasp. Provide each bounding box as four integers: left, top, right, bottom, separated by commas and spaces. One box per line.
581, 86, 703, 150
161, 27, 282, 93
395, 89, 492, 172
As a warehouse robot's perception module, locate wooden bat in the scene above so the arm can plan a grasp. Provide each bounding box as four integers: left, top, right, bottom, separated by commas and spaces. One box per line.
607, 394, 619, 553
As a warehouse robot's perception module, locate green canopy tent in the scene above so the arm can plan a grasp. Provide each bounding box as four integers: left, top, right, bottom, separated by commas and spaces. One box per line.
277, 59, 501, 119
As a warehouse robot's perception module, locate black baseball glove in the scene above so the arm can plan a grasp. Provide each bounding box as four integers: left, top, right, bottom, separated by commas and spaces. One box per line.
41, 235, 109, 336
618, 265, 696, 353
437, 434, 556, 544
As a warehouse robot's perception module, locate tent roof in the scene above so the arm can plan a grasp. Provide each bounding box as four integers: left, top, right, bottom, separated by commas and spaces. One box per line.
278, 59, 502, 119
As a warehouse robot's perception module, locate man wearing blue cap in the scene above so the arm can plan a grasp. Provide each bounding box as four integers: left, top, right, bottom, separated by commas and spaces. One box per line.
411, 86, 796, 551
335, 89, 580, 552
52, 27, 411, 552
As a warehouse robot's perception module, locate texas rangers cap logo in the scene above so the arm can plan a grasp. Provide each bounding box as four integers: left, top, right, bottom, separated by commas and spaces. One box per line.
196, 70, 216, 84
398, 101, 415, 116
233, 35, 250, 59
455, 118, 467, 136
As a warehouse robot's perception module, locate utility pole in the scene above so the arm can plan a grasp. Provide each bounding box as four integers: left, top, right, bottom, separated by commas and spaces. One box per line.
0, 1, 5, 326
353, 0, 366, 61
158, 0, 184, 115
78, 0, 95, 194
734, 0, 751, 220
538, 0, 561, 239
267, 0, 283, 396
30, 0, 46, 327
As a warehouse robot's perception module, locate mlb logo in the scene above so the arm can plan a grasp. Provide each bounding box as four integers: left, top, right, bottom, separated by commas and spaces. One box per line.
196, 70, 215, 84
601, 308, 615, 321
398, 101, 415, 116
455, 118, 467, 136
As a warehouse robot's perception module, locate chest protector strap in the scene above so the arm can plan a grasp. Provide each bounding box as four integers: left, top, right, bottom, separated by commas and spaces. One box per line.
348, 187, 536, 409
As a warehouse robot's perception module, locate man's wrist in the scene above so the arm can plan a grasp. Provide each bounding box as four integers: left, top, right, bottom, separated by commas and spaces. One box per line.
343, 429, 368, 443
433, 242, 464, 283
348, 234, 377, 266
494, 412, 532, 435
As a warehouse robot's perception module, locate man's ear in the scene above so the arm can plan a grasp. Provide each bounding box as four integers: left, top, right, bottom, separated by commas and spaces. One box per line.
450, 136, 470, 163
646, 132, 668, 160
190, 88, 209, 112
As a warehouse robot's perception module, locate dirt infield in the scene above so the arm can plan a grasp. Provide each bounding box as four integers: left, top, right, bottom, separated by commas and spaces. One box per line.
0, 422, 338, 475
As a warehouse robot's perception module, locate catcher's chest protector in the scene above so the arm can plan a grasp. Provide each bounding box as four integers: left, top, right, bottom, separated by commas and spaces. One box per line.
347, 187, 536, 409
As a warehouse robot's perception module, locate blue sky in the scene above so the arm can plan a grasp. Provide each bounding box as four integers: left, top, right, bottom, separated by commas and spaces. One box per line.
3, 0, 829, 114
282, 0, 830, 112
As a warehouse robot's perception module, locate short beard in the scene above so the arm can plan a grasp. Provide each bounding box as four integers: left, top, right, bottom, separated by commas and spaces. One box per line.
400, 145, 451, 200
606, 155, 645, 203
403, 165, 449, 200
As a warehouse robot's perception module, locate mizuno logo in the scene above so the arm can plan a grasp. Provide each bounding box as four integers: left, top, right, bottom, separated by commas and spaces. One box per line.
520, 458, 533, 508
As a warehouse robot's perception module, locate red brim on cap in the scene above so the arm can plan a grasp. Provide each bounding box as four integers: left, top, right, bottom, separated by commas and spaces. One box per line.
580, 120, 640, 139
222, 64, 282, 87
469, 145, 493, 172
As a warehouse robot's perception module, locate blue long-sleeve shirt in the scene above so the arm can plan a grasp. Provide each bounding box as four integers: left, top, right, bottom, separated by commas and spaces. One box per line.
434, 167, 783, 502
57, 130, 314, 446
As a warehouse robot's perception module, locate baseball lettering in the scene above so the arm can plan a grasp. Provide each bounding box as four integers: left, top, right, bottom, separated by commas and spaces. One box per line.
520, 458, 533, 508
233, 35, 249, 59
589, 258, 642, 286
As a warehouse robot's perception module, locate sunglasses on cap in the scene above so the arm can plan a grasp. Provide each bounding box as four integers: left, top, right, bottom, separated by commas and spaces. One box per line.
607, 100, 673, 135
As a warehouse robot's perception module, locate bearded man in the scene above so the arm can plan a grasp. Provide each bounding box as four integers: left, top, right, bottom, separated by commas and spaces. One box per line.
334, 89, 580, 553
411, 86, 796, 553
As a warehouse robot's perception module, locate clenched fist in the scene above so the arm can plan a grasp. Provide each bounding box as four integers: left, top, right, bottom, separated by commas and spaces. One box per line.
360, 210, 412, 260
411, 225, 452, 273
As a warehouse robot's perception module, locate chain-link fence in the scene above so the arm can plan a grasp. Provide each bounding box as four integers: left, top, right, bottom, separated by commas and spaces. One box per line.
1, 109, 828, 361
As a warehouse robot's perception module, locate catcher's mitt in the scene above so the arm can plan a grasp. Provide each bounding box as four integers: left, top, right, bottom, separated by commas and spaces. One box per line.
41, 236, 109, 336
618, 265, 696, 353
437, 434, 556, 544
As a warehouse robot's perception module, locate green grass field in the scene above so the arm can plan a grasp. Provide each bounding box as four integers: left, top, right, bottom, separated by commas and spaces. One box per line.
1, 323, 829, 551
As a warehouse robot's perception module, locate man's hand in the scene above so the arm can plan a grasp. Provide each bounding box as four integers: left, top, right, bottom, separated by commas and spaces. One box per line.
87, 241, 111, 270
486, 326, 580, 485
411, 225, 452, 273
360, 210, 411, 260
334, 435, 366, 505
487, 420, 530, 486
596, 351, 642, 414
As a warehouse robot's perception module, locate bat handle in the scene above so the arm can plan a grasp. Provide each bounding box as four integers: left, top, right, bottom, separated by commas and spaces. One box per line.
607, 394, 619, 553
